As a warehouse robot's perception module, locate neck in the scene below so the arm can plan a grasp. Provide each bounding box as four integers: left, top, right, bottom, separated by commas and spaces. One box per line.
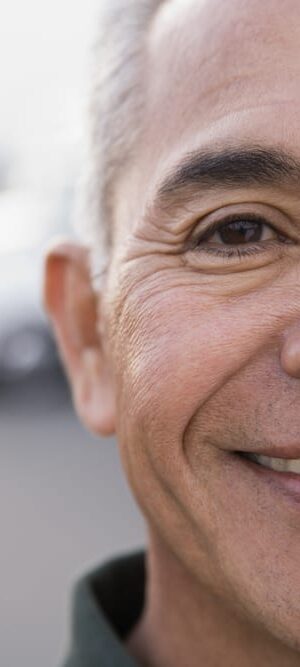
127, 530, 299, 667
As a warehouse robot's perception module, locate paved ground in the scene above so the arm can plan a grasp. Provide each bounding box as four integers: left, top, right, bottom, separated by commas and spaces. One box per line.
1, 372, 144, 667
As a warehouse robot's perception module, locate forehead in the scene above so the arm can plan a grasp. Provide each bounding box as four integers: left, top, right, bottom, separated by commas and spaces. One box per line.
130, 0, 300, 203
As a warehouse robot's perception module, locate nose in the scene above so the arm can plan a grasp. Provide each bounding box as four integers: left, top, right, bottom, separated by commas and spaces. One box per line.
280, 327, 300, 379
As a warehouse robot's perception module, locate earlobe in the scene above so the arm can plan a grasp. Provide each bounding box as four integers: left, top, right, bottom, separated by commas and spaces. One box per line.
75, 348, 116, 436
43, 240, 116, 437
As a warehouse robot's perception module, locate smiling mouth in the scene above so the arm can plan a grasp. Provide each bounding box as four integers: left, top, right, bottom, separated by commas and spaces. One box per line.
240, 453, 300, 474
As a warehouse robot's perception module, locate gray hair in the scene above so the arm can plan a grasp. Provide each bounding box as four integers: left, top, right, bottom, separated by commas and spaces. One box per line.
77, 0, 166, 280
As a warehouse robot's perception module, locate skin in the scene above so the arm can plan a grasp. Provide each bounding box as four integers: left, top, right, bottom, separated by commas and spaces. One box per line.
44, 1, 300, 665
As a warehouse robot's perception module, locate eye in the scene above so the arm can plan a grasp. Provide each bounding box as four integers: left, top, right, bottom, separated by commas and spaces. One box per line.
201, 217, 278, 246
186, 208, 295, 269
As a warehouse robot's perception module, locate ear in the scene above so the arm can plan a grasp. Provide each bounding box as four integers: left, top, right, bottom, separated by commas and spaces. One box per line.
43, 240, 115, 436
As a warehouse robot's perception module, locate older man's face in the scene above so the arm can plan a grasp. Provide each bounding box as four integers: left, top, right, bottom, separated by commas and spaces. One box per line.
45, 0, 300, 654
102, 0, 300, 650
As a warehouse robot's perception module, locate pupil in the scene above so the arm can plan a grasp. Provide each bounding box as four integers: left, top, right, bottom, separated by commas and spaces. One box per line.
219, 220, 262, 244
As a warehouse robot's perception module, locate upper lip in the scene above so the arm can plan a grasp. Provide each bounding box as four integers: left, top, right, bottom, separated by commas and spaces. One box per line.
238, 446, 300, 460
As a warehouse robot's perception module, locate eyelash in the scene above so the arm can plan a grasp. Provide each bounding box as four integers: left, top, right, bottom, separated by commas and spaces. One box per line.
190, 213, 290, 260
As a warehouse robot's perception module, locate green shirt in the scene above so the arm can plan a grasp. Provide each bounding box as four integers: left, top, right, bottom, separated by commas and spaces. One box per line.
62, 552, 145, 667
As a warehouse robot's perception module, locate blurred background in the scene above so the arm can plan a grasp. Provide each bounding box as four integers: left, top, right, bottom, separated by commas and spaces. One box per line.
0, 2, 145, 666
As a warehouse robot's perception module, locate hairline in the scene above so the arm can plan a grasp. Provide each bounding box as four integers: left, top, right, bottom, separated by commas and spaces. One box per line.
76, 1, 167, 282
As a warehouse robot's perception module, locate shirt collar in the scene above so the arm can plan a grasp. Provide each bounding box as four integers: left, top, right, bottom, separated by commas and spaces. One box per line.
63, 551, 145, 667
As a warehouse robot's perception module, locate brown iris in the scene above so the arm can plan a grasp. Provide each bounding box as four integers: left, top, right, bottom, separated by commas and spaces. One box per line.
218, 220, 263, 245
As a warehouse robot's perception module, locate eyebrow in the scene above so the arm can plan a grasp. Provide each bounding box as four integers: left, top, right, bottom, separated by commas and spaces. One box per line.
156, 145, 300, 208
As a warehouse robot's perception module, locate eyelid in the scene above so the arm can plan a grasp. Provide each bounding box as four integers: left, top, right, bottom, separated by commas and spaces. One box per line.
186, 202, 296, 248
199, 213, 274, 243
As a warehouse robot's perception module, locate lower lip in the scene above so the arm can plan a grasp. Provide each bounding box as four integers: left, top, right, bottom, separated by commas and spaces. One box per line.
237, 454, 300, 504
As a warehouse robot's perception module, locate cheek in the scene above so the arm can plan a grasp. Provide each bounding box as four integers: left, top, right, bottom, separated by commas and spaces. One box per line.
188, 349, 300, 458
113, 285, 281, 450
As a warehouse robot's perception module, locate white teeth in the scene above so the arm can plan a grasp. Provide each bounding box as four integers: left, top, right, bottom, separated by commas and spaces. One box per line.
247, 454, 300, 474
